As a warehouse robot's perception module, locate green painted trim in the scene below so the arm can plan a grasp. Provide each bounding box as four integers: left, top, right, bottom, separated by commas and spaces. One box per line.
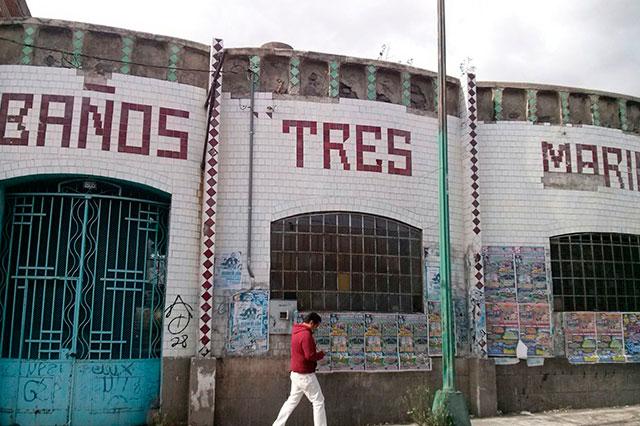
290, 57, 301, 91
590, 94, 600, 126
21, 25, 36, 65
366, 65, 376, 101
526, 89, 537, 123
167, 43, 181, 82
560, 91, 570, 124
70, 30, 84, 68
121, 36, 134, 74
493, 88, 503, 121
401, 72, 411, 107
618, 99, 628, 131
328, 61, 339, 98
249, 55, 260, 85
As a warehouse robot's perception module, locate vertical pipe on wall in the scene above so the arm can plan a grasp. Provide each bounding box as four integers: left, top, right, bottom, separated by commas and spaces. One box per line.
246, 69, 256, 279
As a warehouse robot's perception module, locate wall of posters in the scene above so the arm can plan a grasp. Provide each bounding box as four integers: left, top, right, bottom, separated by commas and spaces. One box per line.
564, 311, 640, 364
227, 290, 269, 354
295, 312, 431, 372
482, 246, 552, 357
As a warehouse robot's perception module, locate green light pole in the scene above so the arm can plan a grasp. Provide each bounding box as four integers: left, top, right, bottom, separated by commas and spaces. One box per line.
431, 0, 471, 424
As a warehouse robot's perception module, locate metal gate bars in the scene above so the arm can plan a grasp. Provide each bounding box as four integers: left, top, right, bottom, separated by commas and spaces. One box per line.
0, 179, 169, 426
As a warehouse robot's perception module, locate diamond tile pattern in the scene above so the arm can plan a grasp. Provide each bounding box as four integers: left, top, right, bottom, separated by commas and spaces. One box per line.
367, 65, 376, 101
290, 57, 300, 89
467, 73, 487, 358
401, 72, 411, 107
329, 61, 339, 98
199, 38, 224, 358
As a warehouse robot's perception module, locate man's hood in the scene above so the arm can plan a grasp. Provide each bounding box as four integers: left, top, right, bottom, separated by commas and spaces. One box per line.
292, 323, 312, 335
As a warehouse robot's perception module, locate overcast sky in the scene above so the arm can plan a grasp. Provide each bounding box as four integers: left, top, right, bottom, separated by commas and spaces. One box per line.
29, 0, 640, 97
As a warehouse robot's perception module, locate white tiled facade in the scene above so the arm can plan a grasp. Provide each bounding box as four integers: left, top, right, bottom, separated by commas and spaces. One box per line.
0, 65, 207, 358
478, 122, 640, 246
4, 64, 640, 363
212, 93, 466, 355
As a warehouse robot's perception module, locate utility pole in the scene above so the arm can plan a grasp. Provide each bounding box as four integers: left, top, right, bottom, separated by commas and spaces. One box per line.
432, 0, 472, 424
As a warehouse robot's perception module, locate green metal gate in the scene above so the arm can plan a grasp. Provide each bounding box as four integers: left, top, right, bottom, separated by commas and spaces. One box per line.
0, 179, 169, 426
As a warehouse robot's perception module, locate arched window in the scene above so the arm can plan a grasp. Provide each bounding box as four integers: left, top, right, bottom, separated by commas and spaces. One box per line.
551, 233, 640, 312
270, 212, 423, 313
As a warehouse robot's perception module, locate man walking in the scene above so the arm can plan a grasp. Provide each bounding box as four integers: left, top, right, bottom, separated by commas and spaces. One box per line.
273, 312, 327, 426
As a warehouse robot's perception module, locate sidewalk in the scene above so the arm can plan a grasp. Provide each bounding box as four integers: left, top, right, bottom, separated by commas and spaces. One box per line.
472, 404, 640, 425
385, 404, 640, 426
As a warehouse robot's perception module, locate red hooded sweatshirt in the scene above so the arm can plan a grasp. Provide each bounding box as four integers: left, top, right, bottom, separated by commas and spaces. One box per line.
290, 323, 325, 374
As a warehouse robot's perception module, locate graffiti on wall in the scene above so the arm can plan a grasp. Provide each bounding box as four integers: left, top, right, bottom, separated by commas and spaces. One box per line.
227, 290, 269, 354
164, 295, 194, 349
482, 246, 552, 357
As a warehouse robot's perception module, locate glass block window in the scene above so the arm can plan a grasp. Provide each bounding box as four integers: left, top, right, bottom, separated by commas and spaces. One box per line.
550, 233, 640, 312
270, 212, 423, 313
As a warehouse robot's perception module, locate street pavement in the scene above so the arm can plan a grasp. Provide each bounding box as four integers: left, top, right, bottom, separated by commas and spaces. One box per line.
383, 404, 640, 425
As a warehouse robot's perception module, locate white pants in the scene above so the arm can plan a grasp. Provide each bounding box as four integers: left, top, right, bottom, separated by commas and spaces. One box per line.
273, 372, 327, 426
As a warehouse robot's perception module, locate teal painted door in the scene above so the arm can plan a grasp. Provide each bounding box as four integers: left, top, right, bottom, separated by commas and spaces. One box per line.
0, 179, 169, 426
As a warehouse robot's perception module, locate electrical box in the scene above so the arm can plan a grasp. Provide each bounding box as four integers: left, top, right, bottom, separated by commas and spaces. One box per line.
269, 300, 297, 334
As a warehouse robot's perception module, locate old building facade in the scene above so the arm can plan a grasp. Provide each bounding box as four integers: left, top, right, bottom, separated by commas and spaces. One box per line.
1, 16, 640, 426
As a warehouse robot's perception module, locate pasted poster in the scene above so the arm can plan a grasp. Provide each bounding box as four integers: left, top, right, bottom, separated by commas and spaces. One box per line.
381, 314, 400, 370
426, 265, 441, 302
518, 303, 552, 357
483, 246, 516, 302
227, 290, 269, 354
215, 251, 243, 289
329, 313, 365, 371
564, 312, 597, 364
364, 314, 399, 371
398, 314, 430, 370
485, 302, 519, 357
596, 312, 625, 363
515, 247, 548, 303
427, 301, 442, 356
454, 298, 469, 354
623, 313, 640, 362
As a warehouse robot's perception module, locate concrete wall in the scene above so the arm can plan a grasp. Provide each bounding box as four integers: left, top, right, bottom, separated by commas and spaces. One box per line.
213, 356, 493, 426
496, 359, 640, 413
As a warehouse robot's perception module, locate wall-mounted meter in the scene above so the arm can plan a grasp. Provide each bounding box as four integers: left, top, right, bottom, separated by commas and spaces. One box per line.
269, 300, 298, 334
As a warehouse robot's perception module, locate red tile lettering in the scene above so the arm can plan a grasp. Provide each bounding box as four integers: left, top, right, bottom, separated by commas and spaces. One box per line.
388, 128, 411, 176
356, 125, 383, 173
118, 102, 152, 156
323, 122, 350, 170
37, 95, 74, 147
157, 107, 190, 160
0, 93, 33, 146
